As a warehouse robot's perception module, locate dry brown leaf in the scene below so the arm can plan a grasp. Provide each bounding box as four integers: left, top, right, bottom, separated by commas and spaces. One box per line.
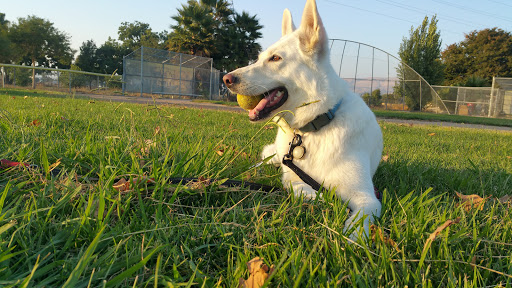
216, 149, 224, 156
422, 217, 460, 254
113, 176, 155, 192
381, 154, 389, 162
455, 192, 486, 211
113, 178, 130, 192
238, 257, 275, 288
48, 159, 61, 173
30, 119, 41, 126
370, 225, 400, 252
428, 132, 436, 136
498, 195, 511, 204
186, 176, 211, 190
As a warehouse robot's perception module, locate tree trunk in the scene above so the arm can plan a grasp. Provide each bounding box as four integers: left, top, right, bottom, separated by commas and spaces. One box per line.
31, 58, 36, 89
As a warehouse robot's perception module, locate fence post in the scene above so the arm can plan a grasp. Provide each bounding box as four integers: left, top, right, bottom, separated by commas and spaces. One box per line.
69, 71, 72, 94
419, 80, 422, 111
209, 59, 213, 100
353, 43, 360, 93
179, 54, 182, 96
57, 71, 60, 88
489, 77, 496, 117
122, 56, 126, 96
140, 46, 144, 97
1, 66, 4, 88
13, 68, 16, 87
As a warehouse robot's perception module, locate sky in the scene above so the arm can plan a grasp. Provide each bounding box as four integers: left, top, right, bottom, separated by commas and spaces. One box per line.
2, 0, 512, 59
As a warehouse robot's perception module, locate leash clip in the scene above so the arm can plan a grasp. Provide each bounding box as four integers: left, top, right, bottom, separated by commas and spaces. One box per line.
284, 133, 306, 161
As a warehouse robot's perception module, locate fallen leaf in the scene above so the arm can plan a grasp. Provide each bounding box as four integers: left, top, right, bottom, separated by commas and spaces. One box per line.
88, 101, 95, 104
113, 178, 130, 192
428, 132, 436, 136
113, 176, 155, 192
30, 119, 41, 126
238, 257, 275, 288
455, 192, 486, 211
216, 149, 224, 156
154, 126, 161, 136
370, 225, 400, 252
422, 217, 461, 253
381, 154, 389, 162
24, 96, 28, 99
140, 139, 156, 155
498, 195, 511, 204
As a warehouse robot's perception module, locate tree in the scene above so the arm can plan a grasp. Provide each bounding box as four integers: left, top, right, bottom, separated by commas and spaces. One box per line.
75, 40, 99, 72
96, 37, 129, 74
9, 15, 74, 88
168, 0, 263, 71
0, 13, 11, 63
442, 28, 512, 86
362, 89, 382, 107
118, 21, 163, 51
397, 15, 443, 110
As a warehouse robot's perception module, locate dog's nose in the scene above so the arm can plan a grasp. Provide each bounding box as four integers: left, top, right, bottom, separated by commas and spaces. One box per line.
223, 74, 238, 87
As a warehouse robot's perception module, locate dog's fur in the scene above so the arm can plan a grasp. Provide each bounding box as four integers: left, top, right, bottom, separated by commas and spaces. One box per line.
225, 0, 383, 239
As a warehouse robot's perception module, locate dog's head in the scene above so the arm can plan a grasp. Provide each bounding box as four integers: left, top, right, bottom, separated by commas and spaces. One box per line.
224, 0, 333, 126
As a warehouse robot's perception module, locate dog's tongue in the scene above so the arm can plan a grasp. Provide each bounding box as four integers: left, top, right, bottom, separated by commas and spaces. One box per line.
248, 98, 268, 120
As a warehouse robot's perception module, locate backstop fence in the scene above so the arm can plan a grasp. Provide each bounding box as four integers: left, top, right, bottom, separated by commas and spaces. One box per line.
0, 64, 121, 94
122, 46, 220, 99
329, 39, 450, 114
431, 77, 512, 118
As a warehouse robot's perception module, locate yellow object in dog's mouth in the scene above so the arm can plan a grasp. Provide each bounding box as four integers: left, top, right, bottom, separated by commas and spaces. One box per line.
237, 94, 265, 110
236, 88, 288, 121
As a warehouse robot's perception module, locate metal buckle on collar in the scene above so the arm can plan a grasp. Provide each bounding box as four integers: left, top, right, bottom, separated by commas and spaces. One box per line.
284, 133, 306, 161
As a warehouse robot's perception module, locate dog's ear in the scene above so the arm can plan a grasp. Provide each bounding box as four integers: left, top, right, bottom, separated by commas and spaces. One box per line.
298, 0, 327, 55
282, 9, 295, 37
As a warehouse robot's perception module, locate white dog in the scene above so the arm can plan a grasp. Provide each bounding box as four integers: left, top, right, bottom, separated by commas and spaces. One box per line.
223, 0, 383, 240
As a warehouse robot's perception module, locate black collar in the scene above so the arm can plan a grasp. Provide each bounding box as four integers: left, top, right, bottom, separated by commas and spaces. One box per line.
297, 100, 342, 133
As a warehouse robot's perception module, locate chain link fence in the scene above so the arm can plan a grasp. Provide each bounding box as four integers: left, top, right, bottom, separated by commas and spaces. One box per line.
0, 64, 121, 94
431, 77, 512, 119
123, 46, 220, 99
329, 39, 449, 114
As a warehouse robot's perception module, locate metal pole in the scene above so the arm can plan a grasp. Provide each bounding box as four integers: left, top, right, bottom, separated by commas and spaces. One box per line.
1, 67, 4, 88
140, 46, 144, 97
386, 54, 389, 110
353, 43, 360, 93
122, 56, 126, 96
69, 71, 72, 94
489, 77, 496, 117
419, 80, 422, 111
369, 48, 374, 106
179, 54, 182, 96
209, 59, 213, 100
13, 68, 16, 87
455, 87, 460, 115
402, 68, 405, 111
57, 71, 60, 88
338, 41, 347, 77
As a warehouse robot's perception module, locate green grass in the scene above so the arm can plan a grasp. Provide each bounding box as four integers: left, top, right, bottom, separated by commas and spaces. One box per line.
373, 109, 512, 128
192, 99, 240, 107
1, 90, 512, 287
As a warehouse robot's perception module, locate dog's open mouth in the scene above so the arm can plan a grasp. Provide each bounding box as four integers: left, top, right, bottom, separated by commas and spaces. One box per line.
248, 87, 288, 121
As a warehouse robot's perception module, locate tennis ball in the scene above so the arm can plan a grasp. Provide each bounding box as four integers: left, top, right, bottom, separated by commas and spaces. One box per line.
237, 94, 264, 110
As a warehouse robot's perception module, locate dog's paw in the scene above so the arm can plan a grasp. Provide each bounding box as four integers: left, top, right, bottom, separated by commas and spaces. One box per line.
261, 144, 281, 167
290, 181, 320, 200
343, 214, 371, 243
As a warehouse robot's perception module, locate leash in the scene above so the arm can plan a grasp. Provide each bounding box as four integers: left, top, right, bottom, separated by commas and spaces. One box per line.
281, 133, 323, 191
1, 159, 278, 192
280, 101, 343, 191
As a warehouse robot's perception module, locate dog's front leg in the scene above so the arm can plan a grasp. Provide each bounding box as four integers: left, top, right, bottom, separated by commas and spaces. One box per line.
289, 180, 319, 200
261, 143, 281, 167
343, 195, 381, 241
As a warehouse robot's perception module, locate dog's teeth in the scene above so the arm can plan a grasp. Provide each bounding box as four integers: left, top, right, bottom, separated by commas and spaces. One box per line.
276, 91, 283, 97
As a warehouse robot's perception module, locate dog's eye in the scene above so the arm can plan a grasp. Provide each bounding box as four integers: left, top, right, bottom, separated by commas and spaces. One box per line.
269, 55, 282, 62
